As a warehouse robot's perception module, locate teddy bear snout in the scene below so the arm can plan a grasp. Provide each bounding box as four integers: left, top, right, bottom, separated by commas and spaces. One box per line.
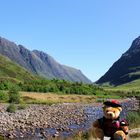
107, 112, 114, 118
109, 113, 113, 117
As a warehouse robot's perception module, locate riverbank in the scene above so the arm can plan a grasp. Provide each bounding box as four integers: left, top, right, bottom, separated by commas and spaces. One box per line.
0, 103, 87, 139
0, 98, 139, 139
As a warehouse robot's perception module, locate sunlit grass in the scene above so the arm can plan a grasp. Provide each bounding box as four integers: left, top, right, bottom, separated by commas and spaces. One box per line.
21, 92, 96, 104
103, 79, 140, 92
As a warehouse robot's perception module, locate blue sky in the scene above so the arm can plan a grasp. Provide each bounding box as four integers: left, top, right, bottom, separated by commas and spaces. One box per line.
1, 0, 140, 82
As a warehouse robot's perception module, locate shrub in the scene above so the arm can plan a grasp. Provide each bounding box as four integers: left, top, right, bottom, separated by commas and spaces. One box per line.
18, 103, 27, 110
0, 91, 9, 102
6, 104, 17, 113
8, 86, 20, 103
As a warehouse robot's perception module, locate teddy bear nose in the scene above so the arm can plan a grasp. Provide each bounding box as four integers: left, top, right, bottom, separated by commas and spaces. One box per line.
109, 113, 113, 117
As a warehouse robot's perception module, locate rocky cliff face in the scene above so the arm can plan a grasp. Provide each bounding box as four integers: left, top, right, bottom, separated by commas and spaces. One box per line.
0, 36, 91, 83
97, 36, 140, 85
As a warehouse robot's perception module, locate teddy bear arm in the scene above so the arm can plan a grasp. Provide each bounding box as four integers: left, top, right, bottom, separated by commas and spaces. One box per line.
120, 120, 129, 135
121, 125, 129, 135
92, 120, 104, 139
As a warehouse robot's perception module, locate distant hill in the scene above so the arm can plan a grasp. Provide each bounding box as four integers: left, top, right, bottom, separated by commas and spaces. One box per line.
0, 36, 91, 83
96, 36, 140, 86
0, 54, 35, 83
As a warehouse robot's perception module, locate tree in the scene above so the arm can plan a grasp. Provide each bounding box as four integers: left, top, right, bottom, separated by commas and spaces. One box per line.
8, 86, 20, 103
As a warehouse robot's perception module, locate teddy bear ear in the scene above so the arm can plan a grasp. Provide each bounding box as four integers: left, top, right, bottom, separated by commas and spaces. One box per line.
117, 107, 122, 112
102, 106, 105, 109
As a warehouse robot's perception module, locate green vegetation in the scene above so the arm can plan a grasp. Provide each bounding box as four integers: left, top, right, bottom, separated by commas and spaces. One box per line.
126, 109, 140, 139
0, 78, 136, 105
20, 79, 102, 95
103, 78, 140, 94
18, 79, 123, 99
126, 110, 140, 128
0, 78, 115, 97
6, 104, 17, 113
0, 78, 123, 105
117, 79, 140, 92
0, 55, 36, 83
0, 76, 140, 105
102, 83, 140, 100
8, 86, 20, 103
18, 103, 28, 110
0, 91, 8, 102
1, 86, 27, 112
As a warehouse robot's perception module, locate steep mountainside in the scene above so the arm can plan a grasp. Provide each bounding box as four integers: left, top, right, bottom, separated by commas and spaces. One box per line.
97, 36, 140, 85
0, 54, 35, 82
0, 36, 91, 83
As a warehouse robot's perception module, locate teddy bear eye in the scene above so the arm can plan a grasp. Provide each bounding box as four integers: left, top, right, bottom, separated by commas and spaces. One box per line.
113, 111, 115, 113
106, 110, 109, 113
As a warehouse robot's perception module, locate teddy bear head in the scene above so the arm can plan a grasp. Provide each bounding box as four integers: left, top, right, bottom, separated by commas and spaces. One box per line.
103, 100, 122, 120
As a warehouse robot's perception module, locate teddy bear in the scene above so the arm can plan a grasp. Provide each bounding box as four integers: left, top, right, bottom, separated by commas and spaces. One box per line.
89, 100, 129, 140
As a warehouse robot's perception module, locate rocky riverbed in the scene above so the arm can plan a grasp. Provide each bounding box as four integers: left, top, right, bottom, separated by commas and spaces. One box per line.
0, 98, 139, 139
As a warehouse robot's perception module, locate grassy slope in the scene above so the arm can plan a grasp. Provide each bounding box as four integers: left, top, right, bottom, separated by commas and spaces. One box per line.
117, 79, 140, 91
103, 79, 140, 92
0, 55, 36, 82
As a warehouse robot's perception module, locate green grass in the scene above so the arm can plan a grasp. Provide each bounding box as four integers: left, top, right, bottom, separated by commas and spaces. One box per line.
103, 78, 140, 93
126, 110, 140, 128
0, 55, 36, 83
117, 79, 140, 92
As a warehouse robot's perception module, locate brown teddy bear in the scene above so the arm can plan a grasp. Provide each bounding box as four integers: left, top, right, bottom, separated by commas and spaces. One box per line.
89, 100, 129, 140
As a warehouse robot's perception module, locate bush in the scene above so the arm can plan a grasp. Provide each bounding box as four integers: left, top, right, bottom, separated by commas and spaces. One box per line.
0, 91, 9, 102
6, 104, 17, 113
8, 86, 20, 103
126, 110, 140, 128
18, 103, 27, 110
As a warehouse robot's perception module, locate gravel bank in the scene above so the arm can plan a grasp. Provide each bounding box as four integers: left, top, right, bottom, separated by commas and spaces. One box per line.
0, 103, 89, 139
0, 98, 138, 139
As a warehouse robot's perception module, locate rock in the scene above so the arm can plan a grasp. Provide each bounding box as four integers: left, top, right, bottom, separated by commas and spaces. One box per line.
129, 128, 140, 137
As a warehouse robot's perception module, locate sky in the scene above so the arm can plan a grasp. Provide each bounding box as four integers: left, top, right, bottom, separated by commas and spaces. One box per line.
1, 0, 140, 82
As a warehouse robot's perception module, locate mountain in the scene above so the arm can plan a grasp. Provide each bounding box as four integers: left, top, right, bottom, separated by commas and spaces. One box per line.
97, 36, 140, 86
0, 36, 91, 83
0, 54, 35, 83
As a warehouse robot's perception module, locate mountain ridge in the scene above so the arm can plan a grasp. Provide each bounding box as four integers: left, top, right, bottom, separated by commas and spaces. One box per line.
96, 36, 140, 85
0, 36, 91, 83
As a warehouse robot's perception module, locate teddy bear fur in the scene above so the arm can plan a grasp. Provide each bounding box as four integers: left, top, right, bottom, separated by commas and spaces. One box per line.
89, 101, 129, 140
